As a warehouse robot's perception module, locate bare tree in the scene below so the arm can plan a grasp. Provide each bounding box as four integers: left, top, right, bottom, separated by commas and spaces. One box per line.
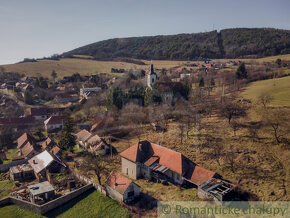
79, 154, 106, 185
224, 148, 237, 173
219, 100, 247, 124
178, 123, 185, 144
258, 92, 274, 108
263, 109, 289, 144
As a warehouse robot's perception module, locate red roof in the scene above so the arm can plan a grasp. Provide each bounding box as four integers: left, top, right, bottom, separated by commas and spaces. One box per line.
17, 132, 35, 149
41, 137, 56, 150
120, 141, 216, 186
75, 129, 92, 142
106, 172, 134, 194
50, 146, 61, 155
187, 166, 216, 186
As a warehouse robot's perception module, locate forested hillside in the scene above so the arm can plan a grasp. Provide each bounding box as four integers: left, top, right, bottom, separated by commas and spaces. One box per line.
63, 28, 290, 60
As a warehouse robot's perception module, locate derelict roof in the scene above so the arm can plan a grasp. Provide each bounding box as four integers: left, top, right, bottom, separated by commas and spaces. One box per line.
28, 150, 65, 174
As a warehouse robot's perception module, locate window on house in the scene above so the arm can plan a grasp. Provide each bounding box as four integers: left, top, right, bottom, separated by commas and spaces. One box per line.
152, 78, 154, 83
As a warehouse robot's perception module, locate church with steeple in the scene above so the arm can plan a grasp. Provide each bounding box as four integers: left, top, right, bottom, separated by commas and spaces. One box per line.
146, 63, 157, 88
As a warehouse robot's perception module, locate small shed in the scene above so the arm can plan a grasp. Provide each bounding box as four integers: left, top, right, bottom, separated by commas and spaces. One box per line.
10, 164, 35, 181
106, 171, 140, 204
28, 181, 55, 204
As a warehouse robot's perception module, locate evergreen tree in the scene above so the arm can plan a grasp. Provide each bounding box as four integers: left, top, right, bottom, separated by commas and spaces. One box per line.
199, 77, 205, 87
236, 63, 247, 79
58, 117, 75, 152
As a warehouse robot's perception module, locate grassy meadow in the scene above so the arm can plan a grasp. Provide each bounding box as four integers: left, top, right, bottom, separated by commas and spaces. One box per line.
1, 58, 192, 78
241, 76, 290, 107
0, 190, 130, 218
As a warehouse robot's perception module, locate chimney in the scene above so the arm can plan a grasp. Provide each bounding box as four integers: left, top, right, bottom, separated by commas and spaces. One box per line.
33, 160, 37, 164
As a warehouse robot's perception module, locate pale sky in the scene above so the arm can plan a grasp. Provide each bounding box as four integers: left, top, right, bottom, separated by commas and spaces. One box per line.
0, 0, 290, 64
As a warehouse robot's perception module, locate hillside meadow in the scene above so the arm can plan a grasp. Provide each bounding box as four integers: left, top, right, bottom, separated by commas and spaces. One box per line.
241, 76, 290, 107
1, 58, 192, 78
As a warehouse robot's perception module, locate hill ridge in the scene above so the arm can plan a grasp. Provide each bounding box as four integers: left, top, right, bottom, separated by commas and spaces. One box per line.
63, 28, 290, 60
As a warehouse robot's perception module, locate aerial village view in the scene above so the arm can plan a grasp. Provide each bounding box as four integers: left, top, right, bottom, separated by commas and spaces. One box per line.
0, 1, 289, 217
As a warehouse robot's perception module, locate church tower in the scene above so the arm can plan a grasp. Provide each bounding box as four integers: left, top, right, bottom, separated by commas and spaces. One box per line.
146, 64, 157, 88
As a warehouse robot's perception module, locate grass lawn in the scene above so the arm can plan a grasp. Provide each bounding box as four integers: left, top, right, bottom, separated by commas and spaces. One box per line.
0, 204, 43, 218
0, 190, 130, 218
46, 189, 130, 218
73, 145, 84, 154
2, 147, 18, 164
241, 76, 290, 107
0, 180, 13, 199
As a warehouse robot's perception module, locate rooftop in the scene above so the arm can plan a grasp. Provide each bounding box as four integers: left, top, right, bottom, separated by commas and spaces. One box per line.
28, 181, 54, 196
120, 140, 216, 186
106, 172, 136, 194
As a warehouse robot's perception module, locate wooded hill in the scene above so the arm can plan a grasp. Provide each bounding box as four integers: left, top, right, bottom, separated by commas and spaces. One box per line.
63, 28, 290, 60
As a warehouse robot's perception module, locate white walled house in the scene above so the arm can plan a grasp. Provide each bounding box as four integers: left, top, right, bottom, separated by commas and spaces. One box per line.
44, 116, 65, 132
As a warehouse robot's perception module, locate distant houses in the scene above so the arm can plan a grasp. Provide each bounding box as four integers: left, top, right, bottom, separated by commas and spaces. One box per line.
30, 107, 61, 121
80, 87, 101, 99
0, 117, 35, 132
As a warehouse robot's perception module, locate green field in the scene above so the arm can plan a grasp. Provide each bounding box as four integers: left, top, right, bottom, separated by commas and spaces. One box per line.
0, 180, 13, 199
1, 58, 190, 78
0, 190, 130, 218
241, 76, 290, 107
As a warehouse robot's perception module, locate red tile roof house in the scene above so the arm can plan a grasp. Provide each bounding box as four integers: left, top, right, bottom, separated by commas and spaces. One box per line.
106, 171, 140, 204
120, 140, 219, 187
44, 116, 65, 132
30, 107, 61, 121
75, 129, 109, 155
41, 137, 56, 150
17, 132, 38, 159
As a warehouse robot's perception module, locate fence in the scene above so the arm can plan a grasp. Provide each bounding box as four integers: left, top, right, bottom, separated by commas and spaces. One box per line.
0, 159, 28, 172
71, 170, 107, 195
0, 184, 93, 214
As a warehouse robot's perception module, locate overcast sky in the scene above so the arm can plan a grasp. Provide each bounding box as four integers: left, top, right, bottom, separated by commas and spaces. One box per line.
0, 0, 290, 64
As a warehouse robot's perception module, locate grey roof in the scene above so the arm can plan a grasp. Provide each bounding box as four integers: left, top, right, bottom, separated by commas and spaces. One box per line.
10, 164, 33, 174
28, 181, 54, 196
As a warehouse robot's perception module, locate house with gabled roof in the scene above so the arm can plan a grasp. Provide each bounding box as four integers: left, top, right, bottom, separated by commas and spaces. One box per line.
30, 107, 61, 121
106, 171, 140, 204
120, 140, 218, 187
20, 142, 38, 159
28, 150, 66, 181
17, 132, 36, 149
75, 129, 109, 155
41, 137, 56, 150
44, 116, 65, 132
